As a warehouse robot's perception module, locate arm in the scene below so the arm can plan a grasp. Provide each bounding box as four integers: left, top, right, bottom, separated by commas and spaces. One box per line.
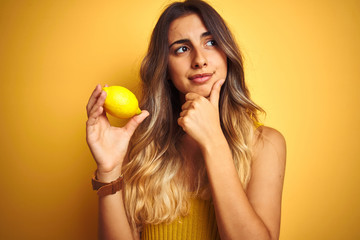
96, 171, 140, 240
202, 126, 286, 240
178, 80, 286, 240
86, 84, 148, 240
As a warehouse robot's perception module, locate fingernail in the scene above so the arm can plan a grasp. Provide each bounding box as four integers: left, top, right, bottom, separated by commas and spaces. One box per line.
219, 79, 225, 86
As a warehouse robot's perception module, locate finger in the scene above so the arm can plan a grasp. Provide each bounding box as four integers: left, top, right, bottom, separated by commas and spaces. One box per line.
177, 116, 189, 133
209, 79, 225, 108
181, 100, 196, 111
88, 90, 107, 118
87, 106, 104, 126
123, 110, 150, 137
88, 102, 105, 123
177, 117, 185, 130
179, 110, 189, 117
87, 90, 108, 126
185, 92, 201, 101
86, 84, 102, 116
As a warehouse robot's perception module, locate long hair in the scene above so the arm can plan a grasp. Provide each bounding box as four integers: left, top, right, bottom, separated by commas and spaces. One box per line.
123, 0, 264, 230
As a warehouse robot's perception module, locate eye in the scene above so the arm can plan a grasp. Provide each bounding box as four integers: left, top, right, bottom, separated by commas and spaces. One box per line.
205, 39, 217, 46
175, 46, 189, 54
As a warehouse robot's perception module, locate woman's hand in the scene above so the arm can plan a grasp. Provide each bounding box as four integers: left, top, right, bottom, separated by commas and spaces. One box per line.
86, 84, 149, 181
177, 79, 225, 148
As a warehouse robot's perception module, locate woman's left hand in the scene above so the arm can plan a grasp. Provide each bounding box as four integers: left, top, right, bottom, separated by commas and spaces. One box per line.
178, 79, 225, 147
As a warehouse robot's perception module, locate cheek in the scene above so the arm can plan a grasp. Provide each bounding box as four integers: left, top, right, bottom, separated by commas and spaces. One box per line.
168, 63, 185, 93
168, 65, 176, 80
211, 50, 228, 74
168, 58, 188, 83
220, 54, 228, 77
223, 63, 228, 77
168, 59, 182, 79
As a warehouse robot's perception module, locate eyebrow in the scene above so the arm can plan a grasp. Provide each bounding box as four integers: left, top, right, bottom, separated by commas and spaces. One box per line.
169, 31, 212, 48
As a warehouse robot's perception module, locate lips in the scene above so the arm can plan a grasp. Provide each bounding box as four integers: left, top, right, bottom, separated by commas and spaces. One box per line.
189, 73, 213, 84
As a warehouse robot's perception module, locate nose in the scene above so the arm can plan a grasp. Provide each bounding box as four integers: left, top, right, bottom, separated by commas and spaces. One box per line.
191, 48, 207, 69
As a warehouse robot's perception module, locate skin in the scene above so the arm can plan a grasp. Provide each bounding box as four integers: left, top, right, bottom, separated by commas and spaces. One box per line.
167, 13, 228, 100
86, 84, 148, 240
170, 14, 286, 240
86, 13, 286, 240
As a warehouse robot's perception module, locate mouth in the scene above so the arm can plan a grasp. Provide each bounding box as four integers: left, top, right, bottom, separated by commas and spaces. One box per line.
188, 72, 214, 84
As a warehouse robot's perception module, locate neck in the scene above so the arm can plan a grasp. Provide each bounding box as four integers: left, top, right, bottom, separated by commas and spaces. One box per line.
180, 134, 203, 171
179, 92, 186, 105
181, 134, 200, 154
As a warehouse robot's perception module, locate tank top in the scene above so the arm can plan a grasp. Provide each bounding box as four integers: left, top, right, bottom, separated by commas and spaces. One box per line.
141, 198, 220, 240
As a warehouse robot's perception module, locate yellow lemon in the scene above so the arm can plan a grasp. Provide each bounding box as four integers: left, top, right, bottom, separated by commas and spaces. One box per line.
102, 86, 141, 119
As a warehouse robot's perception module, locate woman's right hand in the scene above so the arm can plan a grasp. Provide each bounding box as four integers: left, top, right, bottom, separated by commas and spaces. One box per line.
86, 84, 149, 181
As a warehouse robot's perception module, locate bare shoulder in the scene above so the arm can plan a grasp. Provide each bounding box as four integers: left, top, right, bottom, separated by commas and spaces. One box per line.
252, 126, 286, 162
246, 126, 286, 239
249, 126, 287, 188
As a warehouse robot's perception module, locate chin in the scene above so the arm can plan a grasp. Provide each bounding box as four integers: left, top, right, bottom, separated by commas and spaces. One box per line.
195, 86, 212, 97
181, 85, 212, 98
187, 87, 211, 97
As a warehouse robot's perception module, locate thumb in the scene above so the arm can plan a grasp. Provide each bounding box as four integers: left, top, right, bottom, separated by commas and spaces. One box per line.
123, 110, 149, 136
209, 79, 225, 108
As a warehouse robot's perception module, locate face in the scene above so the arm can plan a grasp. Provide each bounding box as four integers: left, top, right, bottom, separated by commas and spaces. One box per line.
167, 13, 227, 99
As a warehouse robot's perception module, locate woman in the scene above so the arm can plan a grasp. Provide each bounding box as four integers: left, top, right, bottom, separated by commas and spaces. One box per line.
86, 0, 286, 239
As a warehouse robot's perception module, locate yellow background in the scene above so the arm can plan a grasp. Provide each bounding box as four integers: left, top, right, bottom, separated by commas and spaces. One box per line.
0, 0, 359, 239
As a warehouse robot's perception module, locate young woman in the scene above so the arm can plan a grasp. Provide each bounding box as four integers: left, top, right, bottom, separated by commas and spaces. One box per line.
86, 0, 286, 239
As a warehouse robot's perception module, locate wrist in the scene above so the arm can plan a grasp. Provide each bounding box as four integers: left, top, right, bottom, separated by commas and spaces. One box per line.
201, 138, 233, 171
92, 170, 123, 197
96, 166, 122, 182
200, 131, 228, 151
201, 135, 231, 158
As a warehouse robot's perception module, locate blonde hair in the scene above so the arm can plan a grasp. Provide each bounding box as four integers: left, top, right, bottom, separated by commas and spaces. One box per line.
122, 0, 264, 230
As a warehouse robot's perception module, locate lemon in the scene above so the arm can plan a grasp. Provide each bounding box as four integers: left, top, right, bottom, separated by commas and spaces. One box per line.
102, 86, 141, 119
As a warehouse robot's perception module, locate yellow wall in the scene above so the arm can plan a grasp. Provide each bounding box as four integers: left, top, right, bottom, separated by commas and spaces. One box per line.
0, 0, 359, 239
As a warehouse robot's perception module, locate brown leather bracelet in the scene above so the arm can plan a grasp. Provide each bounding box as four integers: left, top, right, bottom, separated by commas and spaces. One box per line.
91, 171, 123, 197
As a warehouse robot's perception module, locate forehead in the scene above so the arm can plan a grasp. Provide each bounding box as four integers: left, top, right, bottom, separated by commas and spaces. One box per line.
168, 13, 208, 43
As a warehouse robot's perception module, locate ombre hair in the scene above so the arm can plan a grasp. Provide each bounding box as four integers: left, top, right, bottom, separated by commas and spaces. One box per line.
122, 0, 264, 230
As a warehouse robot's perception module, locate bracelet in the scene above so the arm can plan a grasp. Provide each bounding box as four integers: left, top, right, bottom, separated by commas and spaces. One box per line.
91, 171, 123, 197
